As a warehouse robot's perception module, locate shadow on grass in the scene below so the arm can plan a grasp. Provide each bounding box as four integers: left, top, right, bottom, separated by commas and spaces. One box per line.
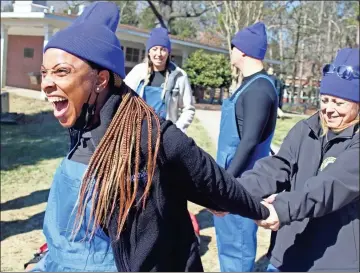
1, 111, 68, 171
254, 254, 270, 271
278, 115, 292, 120
0, 211, 45, 241
199, 235, 212, 257
195, 208, 214, 230
1, 189, 50, 211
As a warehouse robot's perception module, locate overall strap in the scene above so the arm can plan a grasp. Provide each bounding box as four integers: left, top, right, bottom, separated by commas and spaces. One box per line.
161, 69, 181, 101
232, 74, 277, 102
137, 80, 145, 98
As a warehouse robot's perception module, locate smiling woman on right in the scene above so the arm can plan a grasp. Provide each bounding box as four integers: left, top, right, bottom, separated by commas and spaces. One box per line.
232, 47, 359, 272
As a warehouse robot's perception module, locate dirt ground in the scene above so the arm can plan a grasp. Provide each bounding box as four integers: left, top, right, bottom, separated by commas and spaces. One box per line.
188, 202, 271, 272
1, 94, 271, 272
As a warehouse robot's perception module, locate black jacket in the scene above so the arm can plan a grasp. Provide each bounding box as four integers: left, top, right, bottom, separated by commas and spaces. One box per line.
240, 113, 359, 271
69, 84, 270, 272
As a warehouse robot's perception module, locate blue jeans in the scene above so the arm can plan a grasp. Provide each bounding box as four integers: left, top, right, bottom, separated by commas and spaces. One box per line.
266, 263, 280, 272
214, 214, 258, 272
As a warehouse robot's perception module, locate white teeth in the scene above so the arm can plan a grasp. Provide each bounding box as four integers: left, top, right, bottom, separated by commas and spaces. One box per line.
48, 97, 67, 103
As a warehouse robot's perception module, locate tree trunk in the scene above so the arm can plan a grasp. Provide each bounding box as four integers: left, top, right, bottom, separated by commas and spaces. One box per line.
291, 8, 303, 101
299, 12, 307, 94
326, 3, 333, 63
246, 2, 251, 26
278, 10, 284, 73
269, 44, 273, 67
330, 2, 338, 59
146, 0, 168, 29
315, 1, 324, 77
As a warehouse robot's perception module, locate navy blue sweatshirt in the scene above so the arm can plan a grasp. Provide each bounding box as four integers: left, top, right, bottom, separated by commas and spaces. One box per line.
239, 113, 359, 271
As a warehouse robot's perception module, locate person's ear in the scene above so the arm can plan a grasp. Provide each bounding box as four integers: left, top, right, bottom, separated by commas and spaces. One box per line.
96, 70, 110, 93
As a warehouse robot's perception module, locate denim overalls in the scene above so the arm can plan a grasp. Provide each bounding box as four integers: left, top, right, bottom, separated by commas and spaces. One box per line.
214, 74, 277, 272
30, 158, 117, 272
136, 81, 167, 119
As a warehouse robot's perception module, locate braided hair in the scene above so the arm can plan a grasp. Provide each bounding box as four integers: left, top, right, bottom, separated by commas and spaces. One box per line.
72, 63, 161, 240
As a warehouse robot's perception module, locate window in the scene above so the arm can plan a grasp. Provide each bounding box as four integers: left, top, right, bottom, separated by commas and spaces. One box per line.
125, 66, 133, 74
24, 48, 34, 58
142, 49, 146, 60
125, 47, 140, 63
171, 55, 183, 66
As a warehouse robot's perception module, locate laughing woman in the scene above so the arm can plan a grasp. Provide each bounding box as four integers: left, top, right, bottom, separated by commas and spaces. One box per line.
124, 27, 195, 132
27, 2, 270, 272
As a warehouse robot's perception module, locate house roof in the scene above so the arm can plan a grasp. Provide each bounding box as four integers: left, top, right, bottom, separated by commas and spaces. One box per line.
44, 12, 229, 53
117, 23, 227, 51
1, 10, 282, 64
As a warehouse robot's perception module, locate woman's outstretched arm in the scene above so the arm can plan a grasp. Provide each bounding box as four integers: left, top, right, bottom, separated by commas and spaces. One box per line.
160, 121, 269, 220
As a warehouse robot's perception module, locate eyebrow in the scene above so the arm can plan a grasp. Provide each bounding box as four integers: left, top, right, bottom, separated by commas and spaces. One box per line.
40, 62, 76, 70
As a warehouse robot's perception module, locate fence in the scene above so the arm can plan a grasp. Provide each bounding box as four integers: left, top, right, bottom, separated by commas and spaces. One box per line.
193, 86, 229, 105
282, 84, 320, 114
193, 82, 321, 115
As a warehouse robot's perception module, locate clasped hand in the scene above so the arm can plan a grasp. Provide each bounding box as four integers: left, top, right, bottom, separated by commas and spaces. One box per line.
255, 194, 280, 231
207, 194, 280, 231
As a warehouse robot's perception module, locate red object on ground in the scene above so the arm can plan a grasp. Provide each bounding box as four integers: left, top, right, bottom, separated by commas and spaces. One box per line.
39, 243, 48, 254
189, 212, 200, 236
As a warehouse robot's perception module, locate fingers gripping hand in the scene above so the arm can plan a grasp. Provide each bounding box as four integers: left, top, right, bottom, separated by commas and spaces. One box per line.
208, 209, 229, 217
255, 201, 280, 231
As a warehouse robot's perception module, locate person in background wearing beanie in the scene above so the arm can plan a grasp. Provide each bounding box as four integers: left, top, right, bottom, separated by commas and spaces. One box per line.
25, 2, 273, 272
212, 22, 278, 272
124, 27, 195, 132
124, 26, 198, 243
223, 47, 359, 271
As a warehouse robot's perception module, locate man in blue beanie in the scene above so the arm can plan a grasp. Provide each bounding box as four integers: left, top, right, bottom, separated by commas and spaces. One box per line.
213, 22, 279, 272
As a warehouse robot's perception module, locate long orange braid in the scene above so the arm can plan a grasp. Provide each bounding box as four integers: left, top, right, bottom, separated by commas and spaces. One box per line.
72, 73, 161, 240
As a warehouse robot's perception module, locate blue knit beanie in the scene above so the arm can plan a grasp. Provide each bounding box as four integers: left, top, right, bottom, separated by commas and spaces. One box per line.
44, 2, 125, 79
320, 48, 359, 103
146, 27, 171, 53
231, 22, 268, 60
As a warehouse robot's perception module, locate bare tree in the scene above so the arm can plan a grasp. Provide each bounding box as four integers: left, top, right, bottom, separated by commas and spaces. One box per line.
145, 0, 221, 31
314, 1, 325, 78
298, 12, 307, 94
187, 0, 358, 98
210, 1, 265, 92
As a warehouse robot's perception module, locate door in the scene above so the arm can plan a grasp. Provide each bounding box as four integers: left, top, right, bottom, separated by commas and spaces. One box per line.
6, 35, 44, 90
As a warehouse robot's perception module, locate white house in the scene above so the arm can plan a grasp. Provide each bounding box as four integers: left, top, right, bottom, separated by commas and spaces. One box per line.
1, 1, 281, 91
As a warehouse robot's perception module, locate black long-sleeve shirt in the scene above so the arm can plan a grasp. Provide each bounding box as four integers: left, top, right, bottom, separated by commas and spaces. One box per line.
66, 84, 269, 271
227, 69, 278, 177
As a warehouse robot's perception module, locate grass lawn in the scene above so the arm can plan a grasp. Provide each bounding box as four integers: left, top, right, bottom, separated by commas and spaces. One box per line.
272, 115, 306, 147
187, 118, 217, 158
0, 94, 303, 272
1, 94, 68, 272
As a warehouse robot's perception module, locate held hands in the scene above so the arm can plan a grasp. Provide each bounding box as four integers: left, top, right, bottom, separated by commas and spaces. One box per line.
207, 209, 229, 217
207, 193, 280, 232
255, 194, 280, 231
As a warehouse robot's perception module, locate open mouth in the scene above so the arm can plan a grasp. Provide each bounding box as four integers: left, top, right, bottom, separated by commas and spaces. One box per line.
47, 97, 69, 118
